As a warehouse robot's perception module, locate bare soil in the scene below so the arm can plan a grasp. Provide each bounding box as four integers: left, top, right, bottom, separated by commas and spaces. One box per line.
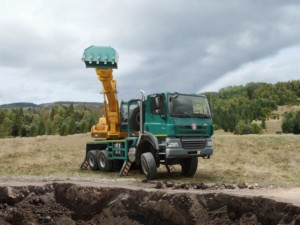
0, 178, 300, 225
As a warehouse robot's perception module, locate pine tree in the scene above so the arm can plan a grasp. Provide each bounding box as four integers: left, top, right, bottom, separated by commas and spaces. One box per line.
20, 125, 28, 137
0, 111, 4, 124
10, 108, 24, 136
45, 119, 53, 135
59, 124, 67, 136
294, 111, 300, 134
38, 120, 46, 135
67, 104, 75, 117
261, 119, 266, 129
29, 125, 38, 137
2, 117, 12, 137
49, 107, 55, 121
282, 112, 295, 133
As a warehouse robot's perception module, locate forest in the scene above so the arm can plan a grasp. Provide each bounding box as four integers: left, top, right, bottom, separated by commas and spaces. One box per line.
0, 103, 103, 138
0, 80, 299, 138
205, 80, 300, 134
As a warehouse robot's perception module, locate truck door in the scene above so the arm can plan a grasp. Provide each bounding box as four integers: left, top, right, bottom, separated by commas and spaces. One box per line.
144, 94, 167, 135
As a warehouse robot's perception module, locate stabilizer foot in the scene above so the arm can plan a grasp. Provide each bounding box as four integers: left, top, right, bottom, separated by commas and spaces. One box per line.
165, 164, 176, 173
80, 160, 89, 170
120, 161, 132, 176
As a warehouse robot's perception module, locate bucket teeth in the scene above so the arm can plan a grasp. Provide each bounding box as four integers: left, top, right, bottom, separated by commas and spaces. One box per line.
82, 45, 118, 69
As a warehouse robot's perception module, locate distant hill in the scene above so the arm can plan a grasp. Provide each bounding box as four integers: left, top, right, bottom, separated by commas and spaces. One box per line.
0, 101, 102, 109
39, 101, 102, 108
0, 102, 38, 109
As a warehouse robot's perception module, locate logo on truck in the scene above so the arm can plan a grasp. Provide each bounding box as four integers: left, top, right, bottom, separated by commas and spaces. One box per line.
191, 123, 197, 130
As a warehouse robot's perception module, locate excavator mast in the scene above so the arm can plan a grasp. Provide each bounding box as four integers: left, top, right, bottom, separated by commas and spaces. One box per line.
82, 46, 125, 139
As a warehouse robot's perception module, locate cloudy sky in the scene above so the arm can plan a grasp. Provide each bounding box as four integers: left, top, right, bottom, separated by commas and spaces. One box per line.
0, 0, 299, 104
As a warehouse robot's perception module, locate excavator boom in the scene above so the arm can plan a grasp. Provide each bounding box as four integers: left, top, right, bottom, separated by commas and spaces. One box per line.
82, 46, 123, 138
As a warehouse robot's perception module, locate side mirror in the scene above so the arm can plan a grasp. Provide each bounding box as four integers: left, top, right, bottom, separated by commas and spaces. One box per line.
154, 96, 161, 110
151, 96, 164, 115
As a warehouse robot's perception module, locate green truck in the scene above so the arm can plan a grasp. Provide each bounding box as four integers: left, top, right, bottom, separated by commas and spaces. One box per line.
81, 46, 213, 179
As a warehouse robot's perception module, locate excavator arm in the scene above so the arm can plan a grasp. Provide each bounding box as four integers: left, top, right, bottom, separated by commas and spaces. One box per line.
82, 46, 123, 138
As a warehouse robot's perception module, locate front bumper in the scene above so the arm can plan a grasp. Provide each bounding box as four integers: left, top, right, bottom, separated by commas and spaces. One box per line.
165, 137, 213, 159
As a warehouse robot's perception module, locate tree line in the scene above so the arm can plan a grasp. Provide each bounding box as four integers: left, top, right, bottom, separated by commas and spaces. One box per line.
0, 104, 103, 138
205, 80, 300, 134
0, 80, 299, 138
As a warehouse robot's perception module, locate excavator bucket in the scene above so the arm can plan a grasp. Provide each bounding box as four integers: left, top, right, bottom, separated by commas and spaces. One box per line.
82, 45, 118, 69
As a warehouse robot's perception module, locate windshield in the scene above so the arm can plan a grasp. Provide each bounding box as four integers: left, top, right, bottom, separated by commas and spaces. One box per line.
168, 94, 211, 118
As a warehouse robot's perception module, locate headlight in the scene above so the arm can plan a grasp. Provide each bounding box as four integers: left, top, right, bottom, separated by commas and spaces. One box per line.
167, 141, 179, 147
207, 140, 213, 147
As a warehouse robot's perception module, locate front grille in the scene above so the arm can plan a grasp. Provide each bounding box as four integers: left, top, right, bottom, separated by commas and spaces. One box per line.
176, 125, 207, 135
181, 138, 206, 149
179, 125, 206, 129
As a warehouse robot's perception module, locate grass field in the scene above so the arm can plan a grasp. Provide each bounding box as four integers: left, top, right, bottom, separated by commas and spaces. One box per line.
0, 133, 299, 187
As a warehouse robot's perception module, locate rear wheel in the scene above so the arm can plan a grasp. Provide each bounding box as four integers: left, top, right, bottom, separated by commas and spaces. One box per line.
141, 152, 157, 180
87, 150, 99, 171
181, 157, 198, 177
98, 150, 113, 172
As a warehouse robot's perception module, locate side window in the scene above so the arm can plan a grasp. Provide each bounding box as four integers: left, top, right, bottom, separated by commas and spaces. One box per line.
120, 103, 128, 121
150, 95, 164, 115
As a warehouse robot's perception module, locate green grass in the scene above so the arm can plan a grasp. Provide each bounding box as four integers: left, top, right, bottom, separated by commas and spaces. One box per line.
197, 134, 300, 187
0, 133, 299, 187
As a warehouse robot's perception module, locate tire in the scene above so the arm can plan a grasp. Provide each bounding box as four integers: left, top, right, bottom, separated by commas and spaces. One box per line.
181, 157, 198, 177
98, 150, 113, 172
87, 150, 99, 171
141, 152, 157, 180
129, 107, 140, 131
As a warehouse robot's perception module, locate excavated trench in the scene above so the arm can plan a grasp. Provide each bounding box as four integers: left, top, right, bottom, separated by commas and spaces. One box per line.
0, 183, 300, 225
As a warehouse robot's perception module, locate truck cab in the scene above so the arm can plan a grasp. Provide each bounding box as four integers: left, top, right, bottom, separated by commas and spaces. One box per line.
143, 92, 213, 165
84, 92, 214, 179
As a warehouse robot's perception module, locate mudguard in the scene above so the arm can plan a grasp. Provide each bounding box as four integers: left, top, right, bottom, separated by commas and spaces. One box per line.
137, 132, 159, 151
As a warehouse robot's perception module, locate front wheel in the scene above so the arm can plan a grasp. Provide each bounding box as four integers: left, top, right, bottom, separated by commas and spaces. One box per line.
141, 152, 157, 180
181, 157, 198, 177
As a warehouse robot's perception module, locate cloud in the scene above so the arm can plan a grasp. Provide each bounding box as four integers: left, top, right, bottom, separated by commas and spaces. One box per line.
0, 0, 300, 104
200, 45, 300, 92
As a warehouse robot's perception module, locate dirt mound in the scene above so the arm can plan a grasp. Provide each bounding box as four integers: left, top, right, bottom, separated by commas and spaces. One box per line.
0, 183, 300, 225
